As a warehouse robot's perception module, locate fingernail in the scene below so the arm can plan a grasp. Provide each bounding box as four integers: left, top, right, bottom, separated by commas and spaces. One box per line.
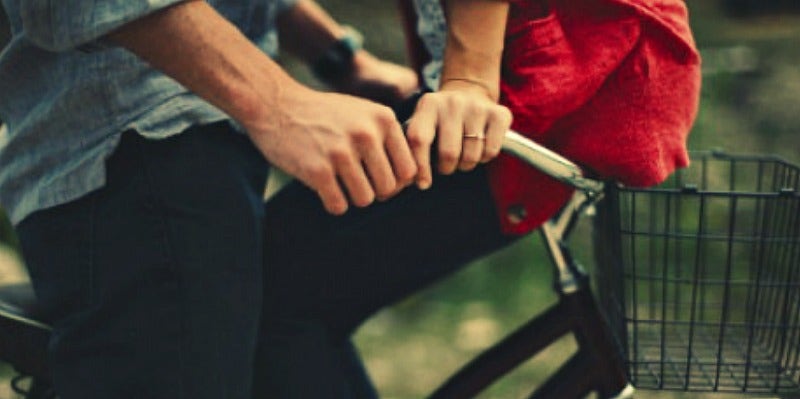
376, 192, 393, 202
418, 179, 432, 190
331, 204, 348, 215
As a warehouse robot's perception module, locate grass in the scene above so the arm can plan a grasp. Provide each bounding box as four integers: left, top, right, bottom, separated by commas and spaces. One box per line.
355, 236, 557, 398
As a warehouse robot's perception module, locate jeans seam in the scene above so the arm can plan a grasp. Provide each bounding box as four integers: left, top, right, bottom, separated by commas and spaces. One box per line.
131, 135, 188, 399
85, 193, 97, 308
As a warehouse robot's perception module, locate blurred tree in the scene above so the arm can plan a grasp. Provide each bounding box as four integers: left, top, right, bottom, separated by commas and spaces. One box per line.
0, 4, 7, 48
0, 209, 17, 251
723, 0, 800, 16
1, 2, 7, 127
1, 6, 12, 250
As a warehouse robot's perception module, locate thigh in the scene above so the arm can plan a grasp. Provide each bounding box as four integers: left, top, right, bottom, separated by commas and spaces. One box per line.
262, 166, 518, 337
17, 124, 269, 399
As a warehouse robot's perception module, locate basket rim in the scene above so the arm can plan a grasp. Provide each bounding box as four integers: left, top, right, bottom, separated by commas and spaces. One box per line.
612, 149, 800, 197
614, 186, 799, 198
688, 149, 799, 166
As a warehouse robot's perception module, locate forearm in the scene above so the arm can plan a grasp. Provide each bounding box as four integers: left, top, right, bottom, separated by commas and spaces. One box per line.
107, 0, 302, 129
275, 0, 418, 105
442, 0, 509, 100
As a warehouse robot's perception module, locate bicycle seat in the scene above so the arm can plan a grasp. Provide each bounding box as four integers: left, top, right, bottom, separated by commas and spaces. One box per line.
0, 281, 45, 325
0, 253, 51, 380
0, 246, 45, 323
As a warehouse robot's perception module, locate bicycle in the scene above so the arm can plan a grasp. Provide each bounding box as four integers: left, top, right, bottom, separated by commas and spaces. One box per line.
0, 132, 798, 398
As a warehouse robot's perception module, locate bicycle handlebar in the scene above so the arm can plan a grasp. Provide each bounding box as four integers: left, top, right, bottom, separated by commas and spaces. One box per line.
501, 131, 604, 195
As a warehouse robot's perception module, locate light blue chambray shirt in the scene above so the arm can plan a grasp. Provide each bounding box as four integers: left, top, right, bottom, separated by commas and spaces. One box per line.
0, 0, 297, 225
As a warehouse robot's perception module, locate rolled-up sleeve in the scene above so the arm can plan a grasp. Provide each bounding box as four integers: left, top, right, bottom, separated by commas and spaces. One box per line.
20, 0, 188, 52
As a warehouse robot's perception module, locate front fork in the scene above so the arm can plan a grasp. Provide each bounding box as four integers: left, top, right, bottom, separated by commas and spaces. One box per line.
429, 190, 633, 399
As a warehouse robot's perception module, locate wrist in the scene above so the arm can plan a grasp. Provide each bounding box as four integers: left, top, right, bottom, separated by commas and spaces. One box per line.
238, 78, 311, 134
440, 77, 499, 102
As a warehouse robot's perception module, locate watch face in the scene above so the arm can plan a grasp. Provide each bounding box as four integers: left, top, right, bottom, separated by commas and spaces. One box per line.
312, 28, 364, 82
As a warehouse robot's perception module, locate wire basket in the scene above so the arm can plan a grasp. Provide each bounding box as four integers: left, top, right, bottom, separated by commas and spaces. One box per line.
594, 151, 800, 394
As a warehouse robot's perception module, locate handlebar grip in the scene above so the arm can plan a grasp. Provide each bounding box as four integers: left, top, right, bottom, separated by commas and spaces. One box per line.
501, 131, 604, 194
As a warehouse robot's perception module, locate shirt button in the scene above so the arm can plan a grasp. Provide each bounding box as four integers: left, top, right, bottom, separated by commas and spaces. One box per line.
506, 204, 527, 225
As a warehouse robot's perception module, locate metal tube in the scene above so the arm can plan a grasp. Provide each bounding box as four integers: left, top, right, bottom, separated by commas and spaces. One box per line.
502, 131, 604, 195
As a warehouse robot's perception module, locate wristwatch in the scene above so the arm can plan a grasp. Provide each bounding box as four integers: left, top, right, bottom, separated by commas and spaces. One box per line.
311, 26, 364, 83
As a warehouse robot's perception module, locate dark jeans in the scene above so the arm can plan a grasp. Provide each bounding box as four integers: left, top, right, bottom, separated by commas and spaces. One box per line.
17, 122, 517, 398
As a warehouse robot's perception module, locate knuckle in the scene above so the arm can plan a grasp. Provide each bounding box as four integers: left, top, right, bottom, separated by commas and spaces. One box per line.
439, 149, 460, 164
468, 101, 486, 116
374, 106, 397, 128
445, 94, 465, 110
462, 151, 481, 164
416, 94, 432, 108
351, 129, 379, 147
399, 163, 418, 182
459, 162, 477, 172
306, 163, 334, 184
328, 145, 352, 163
484, 146, 502, 161
497, 106, 513, 124
375, 185, 395, 199
373, 178, 397, 198
417, 93, 439, 109
406, 130, 432, 149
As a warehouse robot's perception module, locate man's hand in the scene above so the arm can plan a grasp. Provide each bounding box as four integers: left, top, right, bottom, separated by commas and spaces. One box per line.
244, 87, 417, 214
328, 51, 419, 106
108, 0, 416, 214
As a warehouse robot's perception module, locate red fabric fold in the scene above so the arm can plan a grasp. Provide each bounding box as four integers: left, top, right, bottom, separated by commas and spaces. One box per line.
493, 0, 701, 234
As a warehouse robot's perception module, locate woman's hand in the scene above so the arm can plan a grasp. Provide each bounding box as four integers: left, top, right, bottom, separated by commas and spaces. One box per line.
405, 79, 512, 190
404, 0, 512, 190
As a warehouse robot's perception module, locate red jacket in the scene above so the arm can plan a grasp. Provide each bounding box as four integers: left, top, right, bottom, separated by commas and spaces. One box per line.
400, 0, 702, 235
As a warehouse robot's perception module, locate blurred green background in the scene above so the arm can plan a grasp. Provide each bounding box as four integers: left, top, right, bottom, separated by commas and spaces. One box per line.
1, 0, 799, 398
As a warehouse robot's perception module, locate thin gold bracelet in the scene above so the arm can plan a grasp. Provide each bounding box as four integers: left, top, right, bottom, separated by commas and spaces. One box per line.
440, 77, 497, 100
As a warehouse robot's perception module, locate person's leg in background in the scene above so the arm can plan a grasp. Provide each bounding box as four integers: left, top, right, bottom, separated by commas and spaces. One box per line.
253, 165, 518, 398
16, 123, 269, 399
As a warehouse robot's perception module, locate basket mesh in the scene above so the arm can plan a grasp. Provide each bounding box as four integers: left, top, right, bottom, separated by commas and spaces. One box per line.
594, 152, 800, 393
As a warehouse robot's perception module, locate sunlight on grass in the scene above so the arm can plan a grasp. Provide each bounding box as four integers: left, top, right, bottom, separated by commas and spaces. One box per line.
356, 235, 560, 398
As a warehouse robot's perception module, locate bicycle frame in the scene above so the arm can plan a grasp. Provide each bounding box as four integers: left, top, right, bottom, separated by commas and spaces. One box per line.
428, 132, 634, 399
